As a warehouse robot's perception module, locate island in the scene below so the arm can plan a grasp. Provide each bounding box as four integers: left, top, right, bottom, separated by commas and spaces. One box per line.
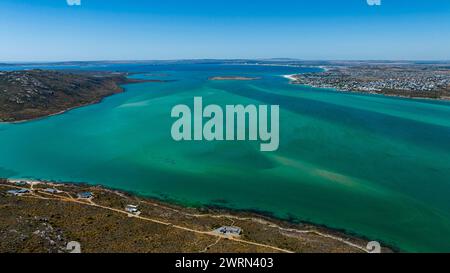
0, 70, 147, 122
0, 179, 392, 253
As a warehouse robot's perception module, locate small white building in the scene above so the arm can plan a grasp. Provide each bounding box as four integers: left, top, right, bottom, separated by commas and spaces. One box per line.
125, 205, 140, 214
214, 226, 242, 236
43, 188, 60, 194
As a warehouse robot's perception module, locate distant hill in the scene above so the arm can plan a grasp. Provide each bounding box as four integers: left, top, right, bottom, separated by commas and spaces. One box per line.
0, 70, 139, 122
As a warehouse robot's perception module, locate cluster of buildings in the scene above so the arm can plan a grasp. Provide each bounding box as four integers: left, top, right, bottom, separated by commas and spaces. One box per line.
5, 186, 142, 217
4, 180, 62, 196
5, 181, 30, 196
3, 180, 246, 239
292, 66, 450, 94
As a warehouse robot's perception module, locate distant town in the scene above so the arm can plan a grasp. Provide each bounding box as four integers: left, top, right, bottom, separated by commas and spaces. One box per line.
288, 63, 450, 99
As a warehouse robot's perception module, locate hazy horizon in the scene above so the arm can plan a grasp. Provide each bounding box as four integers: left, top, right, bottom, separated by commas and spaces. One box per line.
2, 58, 450, 64
1, 0, 450, 62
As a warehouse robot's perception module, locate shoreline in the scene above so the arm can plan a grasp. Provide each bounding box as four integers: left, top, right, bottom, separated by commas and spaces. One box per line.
2, 96, 116, 125
0, 67, 402, 252
283, 74, 450, 102
0, 79, 148, 125
1, 178, 396, 253
282, 74, 298, 82
281, 65, 328, 82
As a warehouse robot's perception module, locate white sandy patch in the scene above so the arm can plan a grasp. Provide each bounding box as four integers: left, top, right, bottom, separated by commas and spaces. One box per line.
118, 100, 150, 108
282, 74, 298, 82
318, 66, 330, 72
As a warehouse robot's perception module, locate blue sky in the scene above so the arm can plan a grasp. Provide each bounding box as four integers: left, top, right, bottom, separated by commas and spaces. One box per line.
1, 0, 449, 61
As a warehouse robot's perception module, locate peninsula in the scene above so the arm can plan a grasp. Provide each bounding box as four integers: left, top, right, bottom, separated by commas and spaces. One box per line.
0, 70, 145, 122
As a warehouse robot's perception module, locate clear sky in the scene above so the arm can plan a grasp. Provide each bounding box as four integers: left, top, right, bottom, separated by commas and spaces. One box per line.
1, 0, 449, 62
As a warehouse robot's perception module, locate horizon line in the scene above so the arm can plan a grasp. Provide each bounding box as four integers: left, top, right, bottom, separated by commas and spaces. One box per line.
2, 58, 450, 65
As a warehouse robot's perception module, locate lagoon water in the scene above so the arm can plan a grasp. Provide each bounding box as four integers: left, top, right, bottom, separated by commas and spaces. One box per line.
1, 64, 450, 252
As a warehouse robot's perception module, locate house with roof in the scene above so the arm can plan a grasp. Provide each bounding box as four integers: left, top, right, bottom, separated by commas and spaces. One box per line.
214, 226, 242, 237
125, 204, 141, 215
77, 192, 93, 199
15, 181, 28, 186
43, 188, 60, 194
7, 189, 30, 196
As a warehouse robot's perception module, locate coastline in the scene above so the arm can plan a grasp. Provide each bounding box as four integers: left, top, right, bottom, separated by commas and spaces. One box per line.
0, 79, 148, 125
281, 65, 328, 83
282, 74, 298, 82
0, 178, 395, 253
0, 66, 409, 253
2, 95, 119, 125
283, 73, 450, 102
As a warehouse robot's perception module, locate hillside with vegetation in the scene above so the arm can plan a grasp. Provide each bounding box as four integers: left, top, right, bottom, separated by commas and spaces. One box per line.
0, 70, 139, 122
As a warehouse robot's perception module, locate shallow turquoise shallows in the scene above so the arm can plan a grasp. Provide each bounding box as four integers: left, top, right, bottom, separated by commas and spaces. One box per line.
1, 64, 450, 252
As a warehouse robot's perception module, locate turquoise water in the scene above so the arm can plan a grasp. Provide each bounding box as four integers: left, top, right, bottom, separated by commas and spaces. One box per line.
1, 64, 450, 252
